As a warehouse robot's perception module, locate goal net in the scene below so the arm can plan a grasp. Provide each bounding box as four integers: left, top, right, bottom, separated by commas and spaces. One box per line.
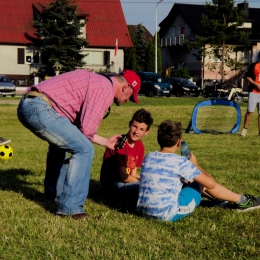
185, 99, 241, 134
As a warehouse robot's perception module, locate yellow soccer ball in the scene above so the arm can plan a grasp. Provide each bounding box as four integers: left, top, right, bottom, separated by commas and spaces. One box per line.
0, 145, 14, 160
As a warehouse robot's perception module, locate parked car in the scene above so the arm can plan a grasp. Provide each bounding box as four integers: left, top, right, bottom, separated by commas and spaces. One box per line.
165, 77, 200, 97
136, 72, 172, 97
0, 75, 16, 97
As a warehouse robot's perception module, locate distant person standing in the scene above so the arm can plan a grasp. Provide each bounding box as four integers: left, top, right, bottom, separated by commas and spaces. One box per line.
17, 69, 140, 219
241, 53, 260, 136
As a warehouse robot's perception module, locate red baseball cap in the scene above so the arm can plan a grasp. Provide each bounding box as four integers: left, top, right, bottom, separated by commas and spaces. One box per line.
120, 70, 140, 103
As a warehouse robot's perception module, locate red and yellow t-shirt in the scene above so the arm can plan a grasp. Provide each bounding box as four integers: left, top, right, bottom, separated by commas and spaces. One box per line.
100, 140, 144, 187
117, 141, 144, 175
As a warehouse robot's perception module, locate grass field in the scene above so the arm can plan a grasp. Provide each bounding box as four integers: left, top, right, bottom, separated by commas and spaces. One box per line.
0, 96, 260, 260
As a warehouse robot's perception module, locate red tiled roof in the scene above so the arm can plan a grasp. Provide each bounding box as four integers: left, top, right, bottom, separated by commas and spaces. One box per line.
0, 0, 132, 48
128, 25, 154, 43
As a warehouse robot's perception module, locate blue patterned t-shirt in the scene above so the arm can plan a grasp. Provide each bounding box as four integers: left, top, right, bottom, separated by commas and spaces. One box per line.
136, 151, 201, 221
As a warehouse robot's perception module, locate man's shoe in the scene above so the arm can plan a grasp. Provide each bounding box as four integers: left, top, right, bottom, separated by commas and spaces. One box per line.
0, 137, 11, 145
240, 128, 247, 137
237, 194, 260, 212
72, 213, 88, 220
56, 213, 88, 220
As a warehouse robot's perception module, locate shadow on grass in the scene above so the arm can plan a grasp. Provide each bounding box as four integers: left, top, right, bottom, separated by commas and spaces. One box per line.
0, 168, 138, 215
0, 168, 57, 213
88, 179, 139, 215
0, 168, 236, 216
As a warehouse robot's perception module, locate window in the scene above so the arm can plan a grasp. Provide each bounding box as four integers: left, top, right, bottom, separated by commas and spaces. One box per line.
213, 49, 224, 62
179, 26, 185, 35
177, 62, 184, 69
239, 50, 251, 62
104, 51, 110, 66
18, 48, 25, 64
26, 56, 32, 63
33, 51, 40, 64
84, 51, 110, 66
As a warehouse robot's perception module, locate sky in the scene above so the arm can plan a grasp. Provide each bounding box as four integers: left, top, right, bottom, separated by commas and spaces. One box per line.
121, 0, 260, 36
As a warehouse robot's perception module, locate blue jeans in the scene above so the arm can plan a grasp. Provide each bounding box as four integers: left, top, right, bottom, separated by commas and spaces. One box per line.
111, 182, 140, 206
114, 181, 140, 192
17, 95, 94, 215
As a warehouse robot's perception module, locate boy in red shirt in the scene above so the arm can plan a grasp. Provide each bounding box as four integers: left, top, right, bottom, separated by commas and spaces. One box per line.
100, 108, 153, 205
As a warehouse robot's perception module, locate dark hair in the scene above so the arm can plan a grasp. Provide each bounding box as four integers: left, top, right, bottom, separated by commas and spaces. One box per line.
129, 108, 153, 130
157, 120, 182, 148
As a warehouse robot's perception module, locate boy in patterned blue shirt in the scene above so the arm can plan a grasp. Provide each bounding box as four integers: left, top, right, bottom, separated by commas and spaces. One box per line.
136, 120, 260, 222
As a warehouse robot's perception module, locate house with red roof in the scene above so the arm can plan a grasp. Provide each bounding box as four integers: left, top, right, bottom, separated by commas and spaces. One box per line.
0, 0, 132, 85
128, 25, 154, 43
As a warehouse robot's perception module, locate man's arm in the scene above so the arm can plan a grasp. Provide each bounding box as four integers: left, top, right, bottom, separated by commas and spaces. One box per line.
246, 76, 260, 91
92, 134, 121, 149
188, 152, 216, 188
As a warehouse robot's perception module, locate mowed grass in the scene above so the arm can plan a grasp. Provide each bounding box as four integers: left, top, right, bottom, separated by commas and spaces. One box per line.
0, 96, 260, 260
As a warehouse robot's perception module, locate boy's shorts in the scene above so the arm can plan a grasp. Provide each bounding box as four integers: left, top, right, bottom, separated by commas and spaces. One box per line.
171, 182, 201, 222
248, 92, 260, 113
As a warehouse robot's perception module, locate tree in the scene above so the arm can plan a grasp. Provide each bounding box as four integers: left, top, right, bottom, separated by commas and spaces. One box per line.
124, 26, 136, 70
170, 68, 190, 78
145, 39, 155, 72
134, 24, 147, 71
188, 0, 250, 82
34, 0, 88, 75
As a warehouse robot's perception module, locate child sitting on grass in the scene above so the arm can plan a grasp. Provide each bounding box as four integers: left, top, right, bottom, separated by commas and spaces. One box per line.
100, 108, 153, 206
136, 120, 260, 222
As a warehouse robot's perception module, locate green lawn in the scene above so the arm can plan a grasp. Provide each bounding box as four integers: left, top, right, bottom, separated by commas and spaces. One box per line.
0, 96, 260, 260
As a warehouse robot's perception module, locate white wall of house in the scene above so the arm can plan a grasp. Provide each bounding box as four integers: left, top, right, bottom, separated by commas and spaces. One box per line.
0, 45, 33, 75
82, 48, 124, 73
0, 45, 125, 77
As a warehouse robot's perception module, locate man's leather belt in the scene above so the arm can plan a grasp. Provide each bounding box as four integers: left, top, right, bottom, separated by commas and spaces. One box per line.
24, 91, 52, 107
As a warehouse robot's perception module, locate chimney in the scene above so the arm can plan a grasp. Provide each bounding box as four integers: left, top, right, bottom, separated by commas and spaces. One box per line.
237, 0, 249, 15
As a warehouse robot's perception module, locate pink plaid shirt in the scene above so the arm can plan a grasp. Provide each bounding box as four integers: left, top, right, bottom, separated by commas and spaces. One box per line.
27, 70, 115, 141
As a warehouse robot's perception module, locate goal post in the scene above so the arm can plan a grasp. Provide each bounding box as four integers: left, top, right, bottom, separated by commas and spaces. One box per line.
185, 99, 241, 134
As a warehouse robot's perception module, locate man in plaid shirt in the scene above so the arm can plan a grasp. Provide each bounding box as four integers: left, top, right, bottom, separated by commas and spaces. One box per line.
17, 69, 140, 219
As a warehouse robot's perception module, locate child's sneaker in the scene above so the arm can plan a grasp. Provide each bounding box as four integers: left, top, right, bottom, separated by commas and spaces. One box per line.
237, 194, 260, 212
240, 128, 247, 137
0, 137, 11, 146
207, 197, 230, 208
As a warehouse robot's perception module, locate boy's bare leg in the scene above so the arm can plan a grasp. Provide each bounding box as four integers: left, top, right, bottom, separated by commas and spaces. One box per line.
202, 183, 240, 203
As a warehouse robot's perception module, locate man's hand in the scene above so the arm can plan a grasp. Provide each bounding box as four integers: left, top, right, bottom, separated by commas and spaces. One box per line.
92, 134, 121, 149
106, 135, 122, 150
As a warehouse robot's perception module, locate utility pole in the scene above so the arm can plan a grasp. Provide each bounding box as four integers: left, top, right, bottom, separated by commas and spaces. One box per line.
155, 0, 163, 73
